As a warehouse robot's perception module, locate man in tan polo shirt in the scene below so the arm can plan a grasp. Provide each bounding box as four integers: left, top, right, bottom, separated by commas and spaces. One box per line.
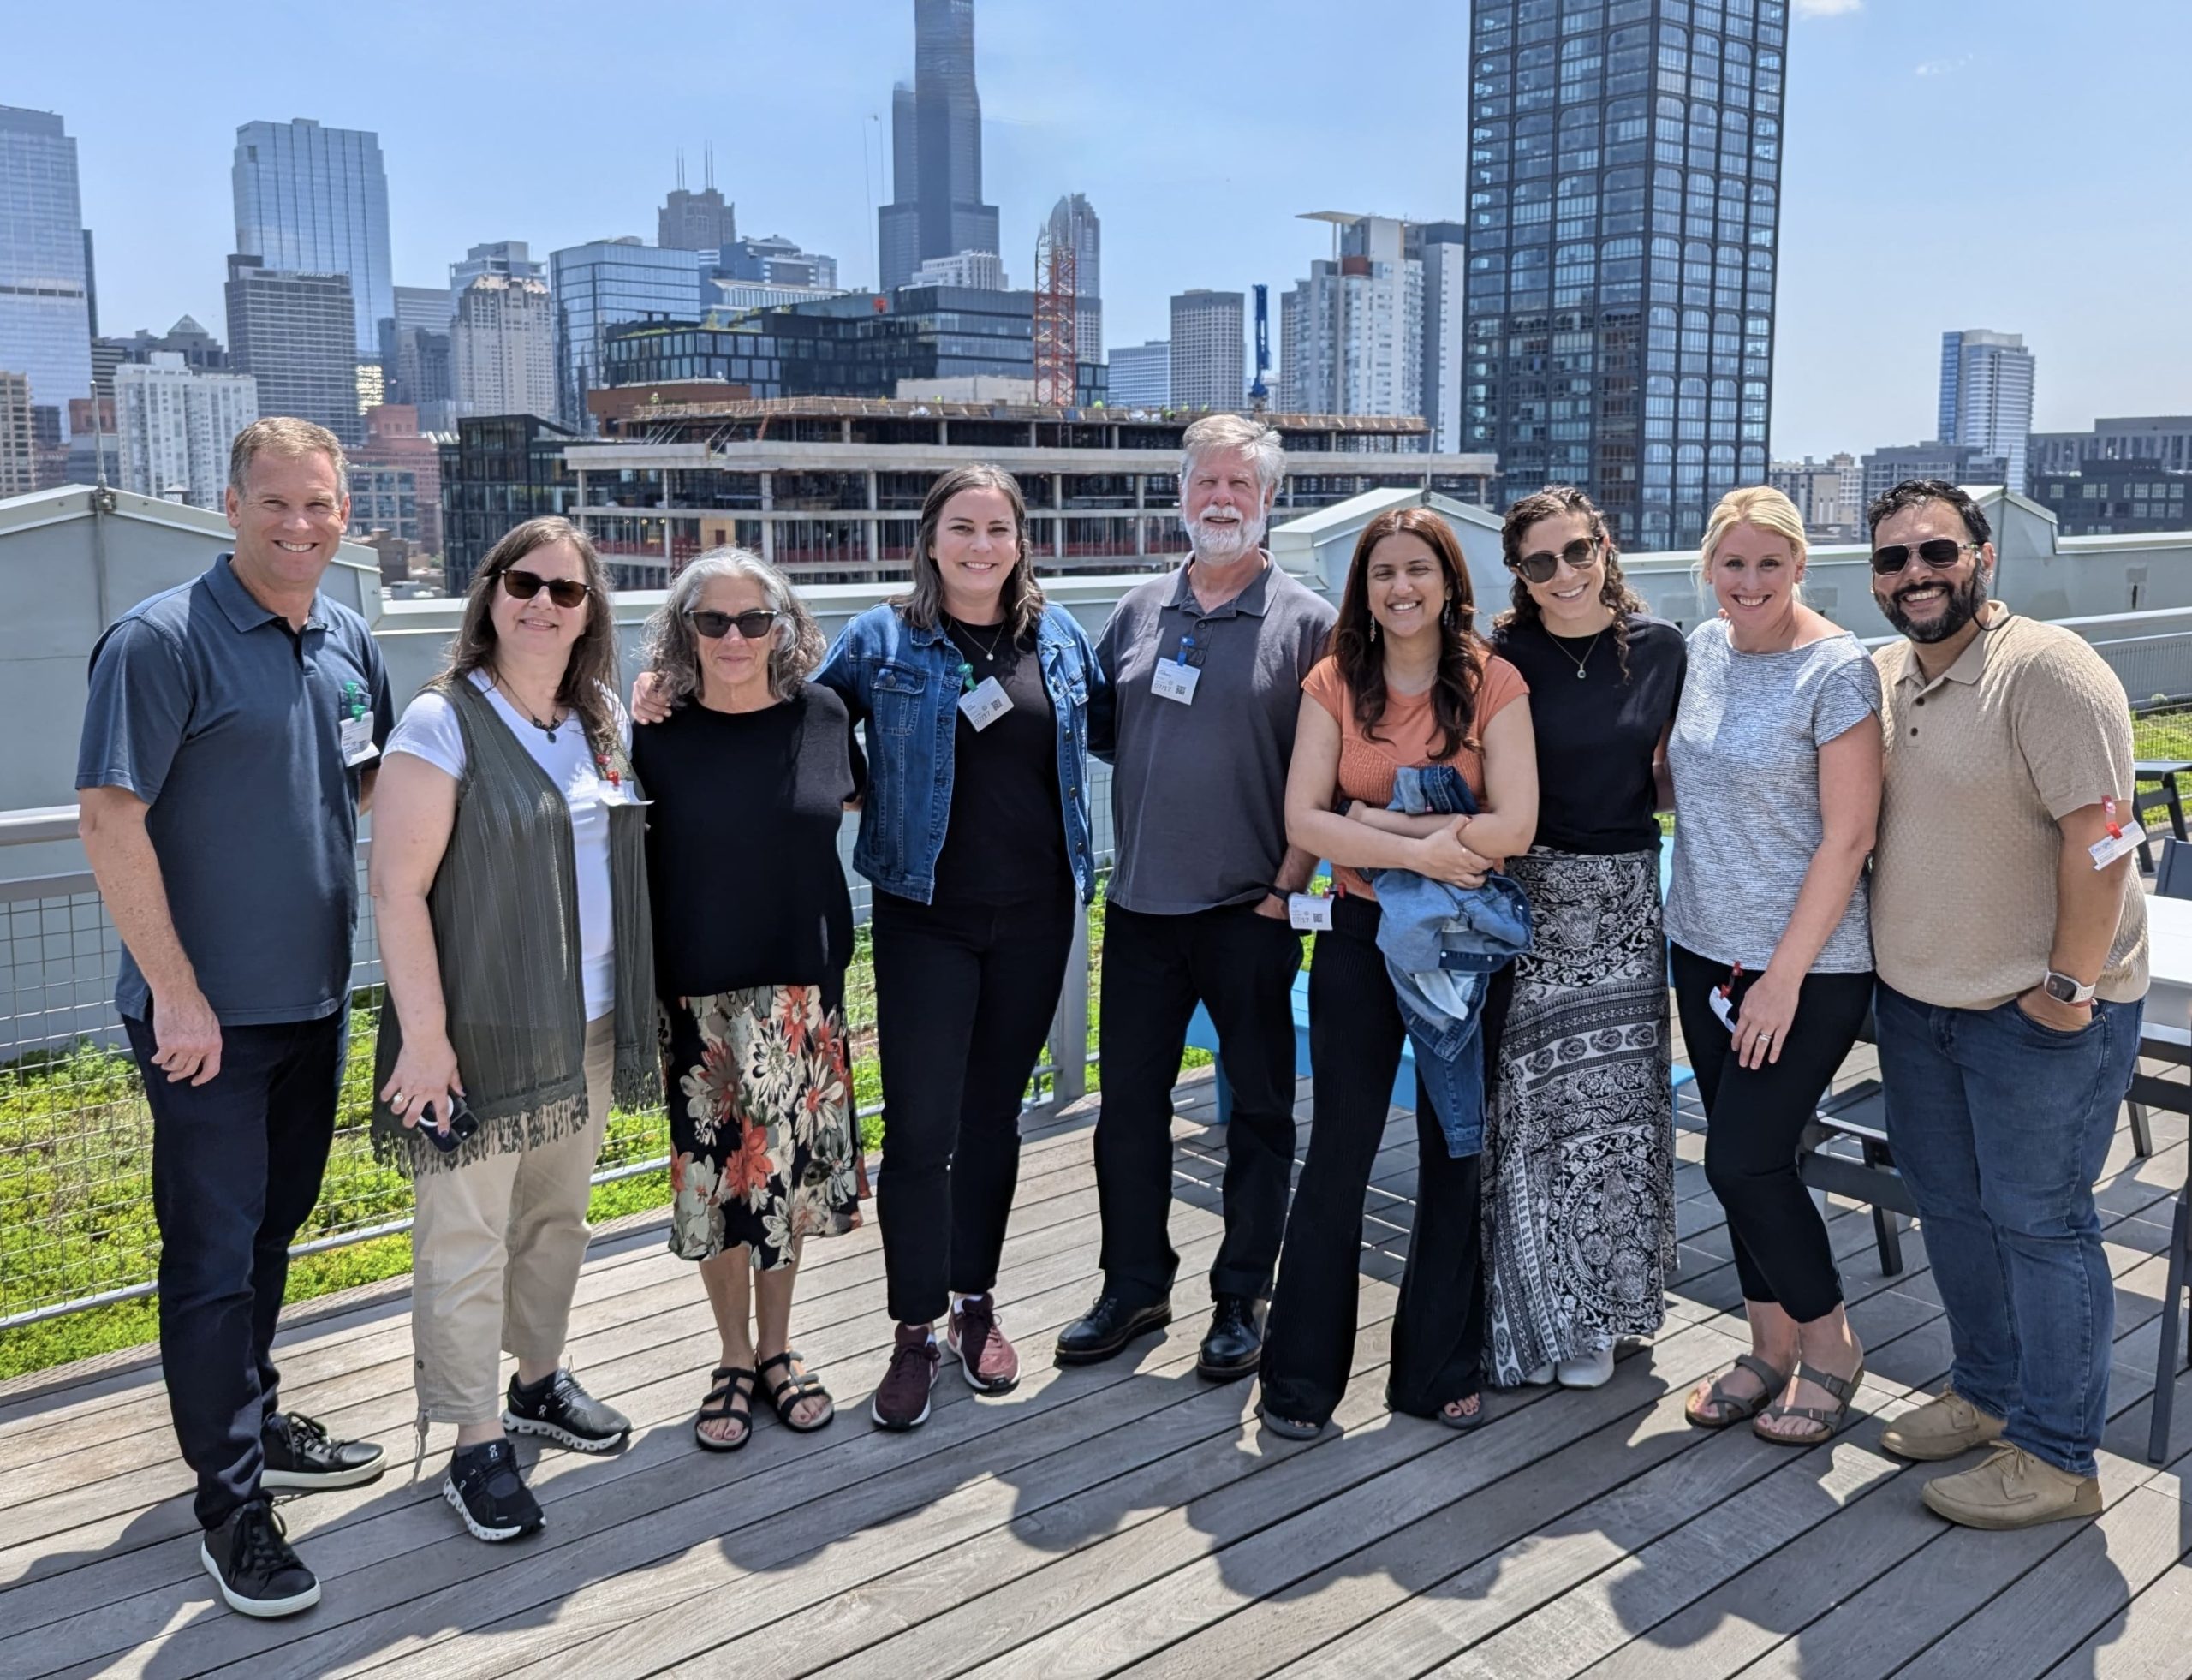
1867, 478, 2148, 1530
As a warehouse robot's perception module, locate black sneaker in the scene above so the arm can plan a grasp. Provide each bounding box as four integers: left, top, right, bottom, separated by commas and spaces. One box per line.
200, 1499, 320, 1618
260, 1410, 386, 1491
442, 1439, 544, 1542
502, 1367, 631, 1453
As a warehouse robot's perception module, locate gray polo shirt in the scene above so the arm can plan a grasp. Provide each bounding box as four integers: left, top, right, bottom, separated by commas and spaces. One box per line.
76, 552, 392, 1025
1093, 556, 1335, 914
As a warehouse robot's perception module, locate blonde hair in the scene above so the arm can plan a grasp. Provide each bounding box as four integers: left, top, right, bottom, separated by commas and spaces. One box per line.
1697, 485, 1808, 601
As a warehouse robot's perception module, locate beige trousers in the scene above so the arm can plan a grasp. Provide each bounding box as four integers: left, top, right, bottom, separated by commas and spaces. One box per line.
411, 1015, 614, 1425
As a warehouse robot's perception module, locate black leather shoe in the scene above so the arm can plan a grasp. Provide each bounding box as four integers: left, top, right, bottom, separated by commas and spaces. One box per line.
1197, 1295, 1263, 1381
259, 1410, 385, 1491
1054, 1293, 1172, 1366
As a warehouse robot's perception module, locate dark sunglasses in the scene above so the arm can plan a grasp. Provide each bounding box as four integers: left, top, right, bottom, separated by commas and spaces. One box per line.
1510, 538, 1601, 586
1870, 539, 1977, 576
499, 568, 593, 609
688, 608, 778, 641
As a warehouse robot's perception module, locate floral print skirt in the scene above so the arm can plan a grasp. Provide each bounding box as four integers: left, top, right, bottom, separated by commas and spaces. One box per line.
661, 978, 867, 1269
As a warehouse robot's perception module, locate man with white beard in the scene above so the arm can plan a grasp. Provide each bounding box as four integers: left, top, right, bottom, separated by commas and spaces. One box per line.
1057, 414, 1337, 1379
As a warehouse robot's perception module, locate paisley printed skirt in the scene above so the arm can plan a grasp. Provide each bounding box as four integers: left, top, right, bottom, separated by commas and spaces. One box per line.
661, 977, 867, 1269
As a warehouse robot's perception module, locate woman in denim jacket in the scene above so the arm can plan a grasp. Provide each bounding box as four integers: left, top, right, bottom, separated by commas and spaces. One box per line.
815, 464, 1105, 1431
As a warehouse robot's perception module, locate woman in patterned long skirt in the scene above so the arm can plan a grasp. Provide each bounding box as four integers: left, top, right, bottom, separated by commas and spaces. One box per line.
632, 548, 868, 1451
1481, 487, 1689, 1390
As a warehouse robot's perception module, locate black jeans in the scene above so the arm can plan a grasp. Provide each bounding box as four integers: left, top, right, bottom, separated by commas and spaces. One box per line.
1668, 944, 1874, 1324
1094, 899, 1302, 1308
125, 1007, 343, 1531
872, 882, 1077, 1325
1260, 894, 1486, 1424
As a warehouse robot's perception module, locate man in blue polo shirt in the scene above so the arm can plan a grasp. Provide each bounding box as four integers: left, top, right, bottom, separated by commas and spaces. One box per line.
77, 417, 392, 1618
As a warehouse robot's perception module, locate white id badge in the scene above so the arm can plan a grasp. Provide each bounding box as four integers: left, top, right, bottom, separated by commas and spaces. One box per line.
1288, 892, 1334, 932
2090, 825, 2145, 869
1151, 660, 1200, 705
1707, 986, 1738, 1035
339, 713, 378, 767
957, 676, 1012, 730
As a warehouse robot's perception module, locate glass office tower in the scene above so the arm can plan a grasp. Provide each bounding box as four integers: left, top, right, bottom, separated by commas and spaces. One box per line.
233, 119, 394, 358
0, 106, 93, 440
1464, 0, 1787, 550
547, 241, 712, 432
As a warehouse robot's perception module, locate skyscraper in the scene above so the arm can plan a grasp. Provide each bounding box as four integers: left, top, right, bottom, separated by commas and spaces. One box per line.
232, 118, 394, 357
1047, 194, 1103, 363
1107, 341, 1170, 408
1282, 212, 1423, 420
450, 240, 548, 296
1463, 0, 1788, 549
0, 371, 34, 497
1939, 328, 2035, 491
877, 0, 1000, 294
113, 353, 259, 509
453, 276, 557, 421
547, 239, 712, 430
223, 255, 360, 444
1170, 290, 1246, 413
0, 106, 93, 440
1411, 222, 1468, 451
660, 160, 736, 252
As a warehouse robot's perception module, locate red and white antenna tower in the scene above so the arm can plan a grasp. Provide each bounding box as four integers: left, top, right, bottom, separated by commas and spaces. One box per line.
1033, 220, 1078, 408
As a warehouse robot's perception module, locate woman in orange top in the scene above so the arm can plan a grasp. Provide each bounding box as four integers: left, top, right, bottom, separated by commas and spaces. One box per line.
1256, 507, 1538, 1438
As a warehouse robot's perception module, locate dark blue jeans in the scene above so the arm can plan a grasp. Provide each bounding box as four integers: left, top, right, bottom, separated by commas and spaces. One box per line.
1873, 981, 2141, 1478
125, 1008, 344, 1530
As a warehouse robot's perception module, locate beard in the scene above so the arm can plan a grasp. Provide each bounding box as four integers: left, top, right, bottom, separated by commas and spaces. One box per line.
1879, 566, 1988, 643
1184, 506, 1267, 563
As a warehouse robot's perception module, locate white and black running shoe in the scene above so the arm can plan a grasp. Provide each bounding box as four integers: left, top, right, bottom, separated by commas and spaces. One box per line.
442, 1439, 545, 1543
502, 1367, 631, 1453
200, 1499, 321, 1618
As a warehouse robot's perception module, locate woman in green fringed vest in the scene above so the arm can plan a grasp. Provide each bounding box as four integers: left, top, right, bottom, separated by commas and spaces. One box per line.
367, 517, 658, 1544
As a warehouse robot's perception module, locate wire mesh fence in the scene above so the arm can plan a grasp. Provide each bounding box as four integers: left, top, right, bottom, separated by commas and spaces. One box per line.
0, 768, 1115, 1331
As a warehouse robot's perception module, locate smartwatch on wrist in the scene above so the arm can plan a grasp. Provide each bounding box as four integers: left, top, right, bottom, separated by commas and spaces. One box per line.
2041, 970, 2097, 1006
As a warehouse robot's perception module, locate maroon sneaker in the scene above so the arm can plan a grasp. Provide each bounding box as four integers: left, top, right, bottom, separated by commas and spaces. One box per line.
947, 1293, 1021, 1395
870, 1323, 941, 1431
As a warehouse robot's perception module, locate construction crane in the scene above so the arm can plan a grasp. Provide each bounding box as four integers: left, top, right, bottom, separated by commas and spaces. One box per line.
1033, 222, 1078, 408
1249, 283, 1272, 413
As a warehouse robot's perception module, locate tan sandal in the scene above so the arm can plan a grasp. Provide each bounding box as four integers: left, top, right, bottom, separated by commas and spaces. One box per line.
1754, 1358, 1866, 1446
1685, 1352, 1788, 1429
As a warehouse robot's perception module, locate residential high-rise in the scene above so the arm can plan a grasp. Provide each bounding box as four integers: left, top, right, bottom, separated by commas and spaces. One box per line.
232, 118, 393, 358
1047, 194, 1103, 363
0, 107, 94, 440
453, 275, 556, 420
1170, 290, 1245, 413
223, 254, 360, 444
1463, 0, 1788, 547
450, 240, 548, 295
1410, 221, 1468, 450
1107, 341, 1170, 408
0, 371, 33, 497
1284, 213, 1423, 420
1939, 328, 2035, 491
547, 239, 713, 431
877, 0, 1000, 294
1767, 451, 1861, 539
351, 402, 445, 551
2028, 416, 2192, 480
1859, 439, 2009, 505
113, 352, 259, 509
910, 249, 1008, 289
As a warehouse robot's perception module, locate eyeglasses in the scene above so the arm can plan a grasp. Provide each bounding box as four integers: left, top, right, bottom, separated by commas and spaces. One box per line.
499, 568, 593, 609
1870, 539, 1977, 576
1510, 538, 1601, 586
688, 608, 778, 641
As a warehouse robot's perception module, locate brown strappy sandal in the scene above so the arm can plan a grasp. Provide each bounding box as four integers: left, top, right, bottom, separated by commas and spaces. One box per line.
1684, 1352, 1789, 1429
1754, 1358, 1866, 1446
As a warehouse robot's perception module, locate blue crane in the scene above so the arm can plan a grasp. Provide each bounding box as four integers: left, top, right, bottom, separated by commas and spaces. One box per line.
1249, 283, 1271, 411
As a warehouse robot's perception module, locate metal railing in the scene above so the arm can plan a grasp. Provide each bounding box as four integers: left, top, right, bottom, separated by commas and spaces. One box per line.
0, 771, 1113, 1332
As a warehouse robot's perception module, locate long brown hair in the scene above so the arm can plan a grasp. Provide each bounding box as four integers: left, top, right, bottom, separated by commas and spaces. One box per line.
896, 464, 1047, 640
1331, 507, 1485, 763
1495, 485, 1647, 679
439, 516, 621, 752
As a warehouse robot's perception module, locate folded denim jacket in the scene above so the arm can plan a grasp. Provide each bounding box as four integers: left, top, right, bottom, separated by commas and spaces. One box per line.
1368, 763, 1535, 1157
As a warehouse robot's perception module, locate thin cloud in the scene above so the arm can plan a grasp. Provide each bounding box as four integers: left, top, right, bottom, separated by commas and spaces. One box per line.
1915, 52, 1975, 76
1792, 0, 1862, 15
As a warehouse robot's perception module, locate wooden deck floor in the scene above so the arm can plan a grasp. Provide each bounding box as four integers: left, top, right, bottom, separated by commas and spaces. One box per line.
4, 1055, 2192, 1679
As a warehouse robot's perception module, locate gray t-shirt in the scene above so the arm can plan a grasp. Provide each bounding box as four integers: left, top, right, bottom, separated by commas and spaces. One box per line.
1664, 620, 1881, 974
1093, 557, 1335, 915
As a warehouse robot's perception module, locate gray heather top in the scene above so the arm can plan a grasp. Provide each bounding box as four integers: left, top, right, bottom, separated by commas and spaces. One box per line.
1093, 557, 1335, 915
1664, 620, 1882, 974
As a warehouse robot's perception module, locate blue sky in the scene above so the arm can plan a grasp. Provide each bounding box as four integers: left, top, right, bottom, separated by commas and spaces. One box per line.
12, 0, 2188, 459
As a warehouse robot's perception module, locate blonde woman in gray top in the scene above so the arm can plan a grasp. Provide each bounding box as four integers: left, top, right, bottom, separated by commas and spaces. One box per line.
1664, 486, 1883, 1449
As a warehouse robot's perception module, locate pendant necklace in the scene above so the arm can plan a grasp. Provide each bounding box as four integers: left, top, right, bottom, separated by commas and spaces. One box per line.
1553, 626, 1606, 680
495, 674, 567, 742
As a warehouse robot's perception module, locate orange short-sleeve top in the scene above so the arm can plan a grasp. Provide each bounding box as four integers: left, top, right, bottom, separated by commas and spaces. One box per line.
1302, 651, 1529, 898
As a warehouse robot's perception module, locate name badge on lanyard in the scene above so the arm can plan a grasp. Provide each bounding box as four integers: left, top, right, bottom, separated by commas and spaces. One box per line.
958, 676, 1012, 730
2089, 794, 2144, 869
1289, 892, 1334, 932
337, 681, 378, 767
1153, 629, 1203, 705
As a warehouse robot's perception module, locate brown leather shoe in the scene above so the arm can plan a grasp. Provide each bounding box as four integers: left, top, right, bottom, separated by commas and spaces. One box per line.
948, 1293, 1020, 1395
1880, 1388, 2007, 1463
1921, 1444, 2100, 1530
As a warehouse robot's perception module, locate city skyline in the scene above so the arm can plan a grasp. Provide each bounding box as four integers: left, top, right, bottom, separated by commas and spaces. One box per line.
4, 0, 2189, 462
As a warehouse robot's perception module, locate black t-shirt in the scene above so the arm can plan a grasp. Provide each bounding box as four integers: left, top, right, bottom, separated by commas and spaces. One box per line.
931, 615, 1070, 904
631, 683, 866, 997
1492, 613, 1686, 855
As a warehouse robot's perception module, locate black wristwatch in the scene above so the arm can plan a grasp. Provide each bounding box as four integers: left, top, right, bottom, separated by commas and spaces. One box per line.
2041, 969, 2097, 1006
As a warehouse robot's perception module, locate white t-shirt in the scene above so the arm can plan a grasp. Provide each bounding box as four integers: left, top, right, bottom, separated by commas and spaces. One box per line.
385, 671, 635, 1019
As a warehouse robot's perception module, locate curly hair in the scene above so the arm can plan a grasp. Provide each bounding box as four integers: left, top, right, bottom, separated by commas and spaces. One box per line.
1331, 506, 1485, 763
643, 547, 828, 709
1494, 485, 1647, 680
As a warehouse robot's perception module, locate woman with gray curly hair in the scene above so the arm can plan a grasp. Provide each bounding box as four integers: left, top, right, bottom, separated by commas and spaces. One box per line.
629, 547, 867, 1451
